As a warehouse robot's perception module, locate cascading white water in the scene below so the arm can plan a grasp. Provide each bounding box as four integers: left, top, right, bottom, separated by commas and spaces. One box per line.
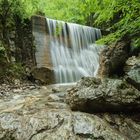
46, 18, 103, 83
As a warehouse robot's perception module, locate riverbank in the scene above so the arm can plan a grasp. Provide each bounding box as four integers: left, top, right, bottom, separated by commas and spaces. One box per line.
0, 81, 140, 140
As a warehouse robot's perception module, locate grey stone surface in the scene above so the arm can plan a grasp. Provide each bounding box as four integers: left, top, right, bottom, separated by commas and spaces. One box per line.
124, 56, 140, 90
0, 84, 139, 140
98, 40, 131, 77
66, 77, 140, 113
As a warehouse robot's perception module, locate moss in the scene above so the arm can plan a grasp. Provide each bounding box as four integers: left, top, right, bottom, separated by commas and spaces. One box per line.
0, 63, 26, 84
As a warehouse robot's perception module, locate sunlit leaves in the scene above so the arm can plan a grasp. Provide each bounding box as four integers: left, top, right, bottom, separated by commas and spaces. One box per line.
0, 0, 139, 47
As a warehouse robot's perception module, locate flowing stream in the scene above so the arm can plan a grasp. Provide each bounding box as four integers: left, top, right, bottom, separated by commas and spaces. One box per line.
46, 18, 103, 83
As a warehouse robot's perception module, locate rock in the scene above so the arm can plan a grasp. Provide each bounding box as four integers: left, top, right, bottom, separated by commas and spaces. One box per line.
48, 94, 61, 101
31, 67, 55, 84
13, 89, 23, 93
14, 79, 21, 86
0, 82, 139, 140
0, 111, 133, 140
99, 113, 140, 140
124, 56, 140, 73
1, 84, 7, 87
98, 40, 131, 77
0, 82, 39, 96
131, 46, 140, 56
52, 87, 61, 93
0, 93, 3, 97
41, 86, 47, 90
29, 85, 36, 90
124, 56, 140, 90
0, 73, 140, 140
66, 77, 140, 113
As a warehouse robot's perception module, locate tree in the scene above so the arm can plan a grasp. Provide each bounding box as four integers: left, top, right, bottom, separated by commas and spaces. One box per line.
0, 0, 39, 62
29, 0, 139, 47
0, 0, 139, 63
80, 0, 140, 46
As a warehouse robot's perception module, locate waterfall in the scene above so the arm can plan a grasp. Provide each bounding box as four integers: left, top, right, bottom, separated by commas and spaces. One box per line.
46, 18, 103, 83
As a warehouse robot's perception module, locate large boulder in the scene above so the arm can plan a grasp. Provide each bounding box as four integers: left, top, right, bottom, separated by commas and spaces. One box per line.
98, 40, 131, 77
66, 77, 140, 113
31, 67, 55, 84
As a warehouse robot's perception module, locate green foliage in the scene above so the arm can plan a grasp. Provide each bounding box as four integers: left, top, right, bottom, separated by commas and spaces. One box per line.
1, 0, 138, 46
8, 63, 26, 79
55, 22, 63, 36
0, 0, 139, 52
27, 0, 139, 47
0, 0, 34, 82
0, 41, 5, 53
81, 0, 140, 46
32, 0, 84, 23
0, 63, 26, 83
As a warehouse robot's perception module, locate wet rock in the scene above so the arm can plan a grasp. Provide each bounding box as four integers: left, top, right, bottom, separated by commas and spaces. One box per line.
66, 77, 140, 113
124, 56, 140, 90
52, 87, 61, 93
48, 94, 61, 102
41, 86, 47, 90
98, 40, 131, 77
13, 89, 23, 93
0, 82, 39, 97
0, 83, 139, 140
14, 79, 21, 86
0, 111, 125, 140
29, 85, 36, 90
124, 56, 140, 73
31, 67, 55, 84
100, 113, 140, 140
